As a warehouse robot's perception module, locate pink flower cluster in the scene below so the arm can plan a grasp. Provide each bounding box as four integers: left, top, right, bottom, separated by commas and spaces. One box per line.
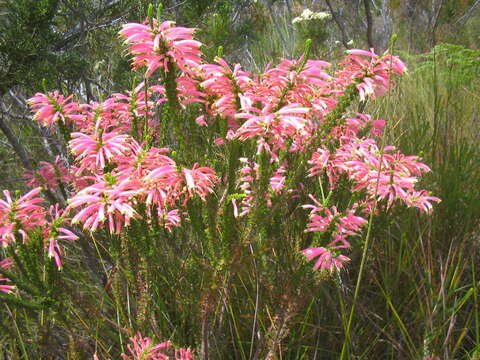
28, 91, 81, 126
70, 126, 132, 171
302, 195, 368, 271
93, 333, 194, 360
67, 135, 218, 233
232, 158, 258, 218
309, 139, 440, 214
336, 49, 406, 101
0, 257, 14, 294
199, 58, 252, 126
232, 158, 289, 217
24, 156, 73, 191
28, 83, 165, 139
44, 205, 78, 269
21, 16, 437, 278
0, 188, 46, 245
121, 334, 172, 360
120, 20, 202, 76
0, 188, 76, 270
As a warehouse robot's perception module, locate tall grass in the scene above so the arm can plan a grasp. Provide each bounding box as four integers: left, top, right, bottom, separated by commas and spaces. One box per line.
353, 45, 480, 359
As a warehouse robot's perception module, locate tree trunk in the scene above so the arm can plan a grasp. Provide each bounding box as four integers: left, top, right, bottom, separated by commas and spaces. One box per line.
363, 0, 374, 49
0, 112, 33, 170
325, 0, 351, 48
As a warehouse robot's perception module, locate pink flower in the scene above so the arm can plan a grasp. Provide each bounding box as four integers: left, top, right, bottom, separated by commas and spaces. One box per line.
0, 257, 14, 294
69, 127, 132, 171
0, 188, 46, 245
233, 158, 257, 217
181, 164, 218, 201
120, 19, 202, 77
44, 205, 78, 269
270, 164, 287, 193
337, 210, 368, 236
200, 58, 252, 123
303, 203, 338, 233
116, 142, 174, 179
159, 208, 182, 231
89, 83, 164, 135
308, 147, 331, 176
175, 348, 195, 360
345, 113, 385, 137
234, 102, 312, 157
119, 333, 195, 360
302, 247, 349, 271
301, 194, 368, 271
46, 227, 77, 269
335, 49, 406, 100
121, 333, 171, 360
261, 58, 331, 113
142, 164, 182, 207
24, 156, 73, 190
28, 91, 81, 126
331, 139, 440, 212
68, 175, 139, 233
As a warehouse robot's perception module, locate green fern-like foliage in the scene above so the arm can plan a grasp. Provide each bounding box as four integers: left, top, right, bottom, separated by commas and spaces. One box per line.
416, 43, 480, 87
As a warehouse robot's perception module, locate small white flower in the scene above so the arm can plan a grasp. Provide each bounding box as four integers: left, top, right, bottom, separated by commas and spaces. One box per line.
312, 11, 331, 20
293, 9, 331, 24
301, 9, 314, 19
292, 16, 303, 24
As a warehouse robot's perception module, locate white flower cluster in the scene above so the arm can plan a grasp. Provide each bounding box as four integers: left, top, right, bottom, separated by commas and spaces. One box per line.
292, 9, 331, 24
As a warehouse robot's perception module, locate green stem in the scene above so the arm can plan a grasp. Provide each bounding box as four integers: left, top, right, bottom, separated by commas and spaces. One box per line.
222, 140, 241, 251
5, 305, 30, 360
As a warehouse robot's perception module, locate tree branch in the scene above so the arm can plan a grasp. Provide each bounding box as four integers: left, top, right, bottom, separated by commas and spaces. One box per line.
363, 0, 374, 49
453, 0, 480, 26
325, 0, 350, 48
0, 111, 33, 170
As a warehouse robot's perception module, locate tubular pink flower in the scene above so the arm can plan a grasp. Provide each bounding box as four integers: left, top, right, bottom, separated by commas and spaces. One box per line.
118, 333, 194, 360
0, 257, 14, 293
233, 158, 258, 217
0, 188, 46, 245
181, 164, 218, 201
92, 83, 165, 134
44, 205, 78, 269
69, 128, 133, 171
270, 164, 287, 193
175, 348, 195, 360
234, 102, 312, 157
116, 141, 174, 179
345, 113, 385, 137
121, 333, 171, 360
28, 91, 81, 126
24, 156, 73, 190
142, 164, 182, 207
46, 227, 78, 269
302, 197, 339, 233
120, 19, 202, 77
331, 139, 440, 212
159, 208, 182, 231
301, 194, 368, 271
262, 58, 331, 106
302, 247, 349, 271
68, 175, 139, 233
200, 58, 252, 124
336, 49, 406, 100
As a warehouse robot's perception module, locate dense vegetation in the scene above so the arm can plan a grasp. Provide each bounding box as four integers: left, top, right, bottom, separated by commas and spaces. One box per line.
0, 1, 479, 359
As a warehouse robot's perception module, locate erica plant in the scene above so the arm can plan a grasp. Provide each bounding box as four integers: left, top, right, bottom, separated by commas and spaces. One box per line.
0, 5, 439, 359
